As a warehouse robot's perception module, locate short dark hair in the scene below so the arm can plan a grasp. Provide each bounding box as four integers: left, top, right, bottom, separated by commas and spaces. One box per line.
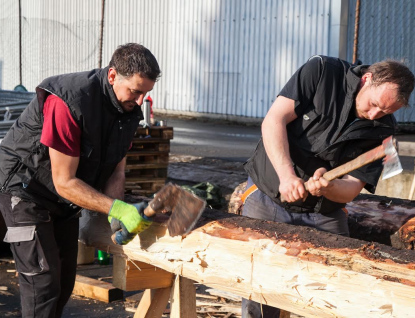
108, 43, 161, 82
365, 59, 415, 106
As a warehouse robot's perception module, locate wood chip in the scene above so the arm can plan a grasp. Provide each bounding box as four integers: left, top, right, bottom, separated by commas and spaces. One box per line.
0, 258, 15, 263
196, 293, 218, 300
206, 288, 242, 302
125, 307, 136, 313
197, 301, 225, 306
197, 307, 242, 314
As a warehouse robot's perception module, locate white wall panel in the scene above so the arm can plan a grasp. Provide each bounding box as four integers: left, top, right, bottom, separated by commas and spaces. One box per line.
0, 0, 342, 119
0, 1, 20, 89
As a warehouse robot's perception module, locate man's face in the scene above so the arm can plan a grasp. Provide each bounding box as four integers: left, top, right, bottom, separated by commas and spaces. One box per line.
355, 73, 403, 120
108, 68, 155, 112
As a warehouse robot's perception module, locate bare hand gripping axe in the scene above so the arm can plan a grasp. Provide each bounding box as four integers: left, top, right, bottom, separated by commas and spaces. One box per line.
281, 136, 402, 201
111, 183, 206, 243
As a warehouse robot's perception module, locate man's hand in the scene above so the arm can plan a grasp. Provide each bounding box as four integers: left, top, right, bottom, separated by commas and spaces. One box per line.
306, 168, 333, 197
108, 201, 153, 245
279, 173, 307, 203
398, 217, 415, 249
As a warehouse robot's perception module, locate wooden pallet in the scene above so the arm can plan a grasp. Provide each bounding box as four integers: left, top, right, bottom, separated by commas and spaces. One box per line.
125, 126, 173, 195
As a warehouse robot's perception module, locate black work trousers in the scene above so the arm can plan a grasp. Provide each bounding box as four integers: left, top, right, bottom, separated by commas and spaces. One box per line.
0, 193, 79, 318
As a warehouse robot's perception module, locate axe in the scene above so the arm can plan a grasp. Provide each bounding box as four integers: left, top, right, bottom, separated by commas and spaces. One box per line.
282, 136, 402, 201
111, 183, 206, 244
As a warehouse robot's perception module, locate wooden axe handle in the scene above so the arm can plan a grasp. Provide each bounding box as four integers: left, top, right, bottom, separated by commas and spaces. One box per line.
319, 143, 386, 182
281, 141, 389, 202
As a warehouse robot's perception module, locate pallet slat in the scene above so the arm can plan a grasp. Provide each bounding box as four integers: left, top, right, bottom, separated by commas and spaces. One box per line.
135, 127, 173, 140
125, 126, 173, 195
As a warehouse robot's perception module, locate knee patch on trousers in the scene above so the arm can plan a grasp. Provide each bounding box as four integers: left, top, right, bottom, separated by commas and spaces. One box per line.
4, 225, 50, 276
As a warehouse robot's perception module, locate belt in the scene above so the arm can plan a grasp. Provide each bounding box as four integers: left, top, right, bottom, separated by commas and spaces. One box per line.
241, 184, 258, 204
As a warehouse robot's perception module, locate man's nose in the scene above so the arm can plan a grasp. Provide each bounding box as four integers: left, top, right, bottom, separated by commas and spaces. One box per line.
135, 94, 144, 105
368, 108, 380, 120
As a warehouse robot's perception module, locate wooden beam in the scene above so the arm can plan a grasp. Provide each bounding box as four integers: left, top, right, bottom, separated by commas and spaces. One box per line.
170, 276, 196, 318
134, 289, 153, 318
112, 254, 173, 291
73, 275, 123, 303
134, 288, 171, 318
81, 207, 415, 318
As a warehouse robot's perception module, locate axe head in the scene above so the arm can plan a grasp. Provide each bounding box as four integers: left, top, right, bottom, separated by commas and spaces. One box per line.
382, 136, 403, 180
148, 183, 206, 236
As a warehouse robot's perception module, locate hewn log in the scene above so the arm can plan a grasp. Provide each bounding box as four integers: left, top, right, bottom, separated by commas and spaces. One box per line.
347, 194, 415, 246
229, 185, 415, 247
81, 207, 415, 318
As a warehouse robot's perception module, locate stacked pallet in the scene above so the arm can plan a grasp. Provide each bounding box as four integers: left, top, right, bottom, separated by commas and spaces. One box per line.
125, 126, 173, 195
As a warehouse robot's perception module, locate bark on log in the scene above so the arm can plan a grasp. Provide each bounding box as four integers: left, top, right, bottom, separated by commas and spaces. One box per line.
81, 206, 415, 318
347, 194, 415, 247
229, 183, 415, 247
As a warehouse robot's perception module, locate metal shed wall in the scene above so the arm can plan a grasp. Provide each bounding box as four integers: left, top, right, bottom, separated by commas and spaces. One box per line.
347, 0, 415, 122
0, 0, 344, 119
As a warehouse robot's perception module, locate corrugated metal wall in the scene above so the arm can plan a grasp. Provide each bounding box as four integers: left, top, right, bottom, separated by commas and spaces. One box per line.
347, 0, 415, 122
0, 0, 341, 119
0, 0, 102, 88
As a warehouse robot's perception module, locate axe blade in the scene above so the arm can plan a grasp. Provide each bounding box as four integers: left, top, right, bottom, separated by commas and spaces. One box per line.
382, 136, 403, 180
166, 186, 206, 236
145, 183, 206, 236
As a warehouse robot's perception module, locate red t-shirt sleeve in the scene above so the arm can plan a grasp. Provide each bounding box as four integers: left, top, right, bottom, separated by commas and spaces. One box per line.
40, 94, 81, 157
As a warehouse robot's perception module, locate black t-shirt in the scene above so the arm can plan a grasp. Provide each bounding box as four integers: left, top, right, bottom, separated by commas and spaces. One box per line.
277, 56, 390, 191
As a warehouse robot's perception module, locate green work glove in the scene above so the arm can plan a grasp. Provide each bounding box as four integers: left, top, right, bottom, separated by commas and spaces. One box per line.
108, 200, 153, 245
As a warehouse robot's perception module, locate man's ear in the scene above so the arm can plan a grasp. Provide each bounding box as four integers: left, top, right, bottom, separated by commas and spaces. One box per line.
361, 72, 373, 85
108, 68, 117, 85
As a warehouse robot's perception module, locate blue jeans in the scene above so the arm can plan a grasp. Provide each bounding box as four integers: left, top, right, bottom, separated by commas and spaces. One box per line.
241, 177, 349, 318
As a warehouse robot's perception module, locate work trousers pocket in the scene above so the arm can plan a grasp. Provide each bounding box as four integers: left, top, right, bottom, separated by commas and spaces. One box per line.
4, 225, 50, 276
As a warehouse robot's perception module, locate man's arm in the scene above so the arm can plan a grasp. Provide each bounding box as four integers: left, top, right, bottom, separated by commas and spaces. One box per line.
306, 168, 366, 203
49, 147, 114, 214
263, 96, 366, 203
262, 95, 306, 202
102, 157, 127, 200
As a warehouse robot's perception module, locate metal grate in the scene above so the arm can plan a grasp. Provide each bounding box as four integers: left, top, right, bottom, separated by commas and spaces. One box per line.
0, 90, 34, 138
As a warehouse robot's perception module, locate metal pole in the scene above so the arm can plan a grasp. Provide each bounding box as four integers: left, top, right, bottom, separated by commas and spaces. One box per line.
352, 0, 361, 64
98, 0, 105, 68
18, 0, 22, 85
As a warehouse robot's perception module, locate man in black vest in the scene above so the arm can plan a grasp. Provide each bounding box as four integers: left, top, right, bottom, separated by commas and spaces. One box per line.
0, 43, 161, 317
242, 55, 415, 317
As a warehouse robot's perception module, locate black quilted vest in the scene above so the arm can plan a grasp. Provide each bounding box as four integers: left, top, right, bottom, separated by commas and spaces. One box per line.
0, 67, 142, 216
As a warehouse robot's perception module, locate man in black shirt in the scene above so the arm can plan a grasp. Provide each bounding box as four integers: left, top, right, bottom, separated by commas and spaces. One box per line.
243, 55, 415, 317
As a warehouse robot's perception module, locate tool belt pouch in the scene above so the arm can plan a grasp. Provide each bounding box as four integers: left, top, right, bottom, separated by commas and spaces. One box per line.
244, 138, 281, 203
4, 225, 50, 276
